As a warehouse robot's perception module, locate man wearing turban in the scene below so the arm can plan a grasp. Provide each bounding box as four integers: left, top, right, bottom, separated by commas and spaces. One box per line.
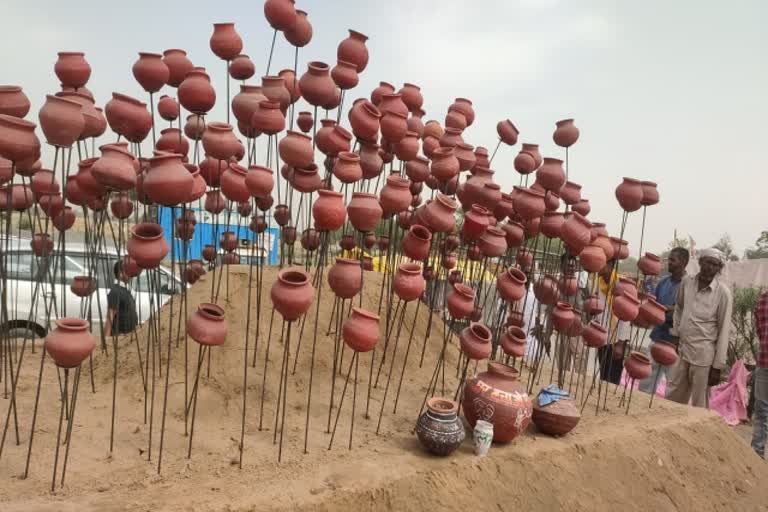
666, 247, 733, 408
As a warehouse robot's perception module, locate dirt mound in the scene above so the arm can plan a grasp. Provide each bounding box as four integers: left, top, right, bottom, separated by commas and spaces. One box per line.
1, 265, 765, 511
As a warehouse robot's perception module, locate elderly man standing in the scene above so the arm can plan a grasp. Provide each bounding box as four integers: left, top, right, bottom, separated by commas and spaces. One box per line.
666, 248, 733, 408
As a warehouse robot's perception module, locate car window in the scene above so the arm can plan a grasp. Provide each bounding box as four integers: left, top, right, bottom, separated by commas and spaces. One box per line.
5, 251, 36, 281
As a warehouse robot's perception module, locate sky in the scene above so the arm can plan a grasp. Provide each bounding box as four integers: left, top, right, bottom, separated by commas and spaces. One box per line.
2, 0, 766, 256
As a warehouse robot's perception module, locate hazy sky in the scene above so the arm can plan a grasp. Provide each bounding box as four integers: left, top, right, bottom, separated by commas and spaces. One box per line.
3, 0, 766, 256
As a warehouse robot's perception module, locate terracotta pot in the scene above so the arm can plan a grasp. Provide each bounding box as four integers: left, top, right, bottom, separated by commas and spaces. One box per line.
288, 163, 321, 193
322, 125, 353, 157
109, 193, 133, 219
497, 267, 527, 303
610, 237, 630, 260
338, 234, 355, 252
54, 52, 91, 88
429, 147, 459, 183
29, 233, 53, 257
132, 52, 169, 93
249, 215, 267, 234
264, 0, 297, 30
478, 226, 507, 258
231, 85, 267, 125
296, 111, 314, 133
447, 283, 475, 319
0, 85, 30, 118
460, 204, 488, 241
439, 127, 464, 149
579, 245, 607, 273
422, 193, 457, 233
379, 175, 412, 215
346, 192, 382, 232
330, 60, 359, 90
342, 307, 379, 353
493, 192, 515, 221
572, 199, 591, 217
184, 114, 206, 140
337, 29, 369, 72
537, 212, 562, 239
560, 212, 592, 253
271, 267, 315, 321
650, 341, 679, 366
460, 323, 492, 360
187, 303, 228, 346
284, 9, 313, 47
551, 302, 576, 332
613, 291, 640, 322
513, 248, 531, 270
592, 235, 615, 261
38, 94, 85, 147
641, 181, 659, 207
204, 190, 226, 214
52, 206, 75, 231
70, 276, 96, 298
219, 163, 249, 203
144, 153, 194, 206
404, 158, 429, 185
380, 111, 408, 143
210, 22, 243, 61
298, 62, 336, 107
513, 150, 537, 175
202, 122, 240, 160
244, 165, 274, 198
512, 186, 545, 220
502, 222, 525, 249
583, 295, 603, 316
497, 119, 519, 145
250, 100, 285, 135
499, 326, 528, 357
462, 362, 532, 443
422, 135, 440, 159
393, 262, 426, 302
256, 195, 274, 211
45, 318, 96, 368
416, 398, 465, 456
229, 54, 256, 80
371, 81, 395, 106
274, 203, 291, 226
637, 297, 666, 327
217, 231, 237, 252
178, 70, 216, 115
638, 252, 662, 276
261, 75, 290, 113
624, 352, 652, 380
614, 276, 638, 300
535, 157, 566, 192
408, 110, 426, 138
445, 108, 467, 131
91, 144, 137, 192
534, 275, 559, 305
127, 223, 169, 269
615, 177, 644, 212
331, 151, 361, 184
532, 396, 580, 436
202, 245, 217, 262
38, 193, 64, 218
394, 131, 419, 162
161, 49, 193, 88
155, 127, 189, 157
0, 183, 33, 211
157, 95, 179, 122
322, 87, 342, 111
308, 189, 343, 231
552, 119, 579, 148
582, 321, 607, 348
30, 169, 59, 197
56, 91, 101, 140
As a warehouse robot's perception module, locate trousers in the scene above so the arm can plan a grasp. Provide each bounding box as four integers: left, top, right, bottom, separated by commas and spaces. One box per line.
751, 367, 768, 459
666, 358, 710, 408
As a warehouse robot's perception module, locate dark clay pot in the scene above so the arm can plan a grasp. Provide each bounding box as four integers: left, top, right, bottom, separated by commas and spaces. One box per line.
532, 396, 580, 436
416, 398, 466, 456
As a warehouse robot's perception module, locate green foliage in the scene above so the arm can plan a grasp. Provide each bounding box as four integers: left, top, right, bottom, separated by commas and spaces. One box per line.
729, 286, 764, 366
745, 230, 768, 259
713, 233, 739, 261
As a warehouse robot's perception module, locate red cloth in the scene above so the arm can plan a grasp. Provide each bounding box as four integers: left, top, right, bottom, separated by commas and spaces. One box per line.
756, 292, 768, 368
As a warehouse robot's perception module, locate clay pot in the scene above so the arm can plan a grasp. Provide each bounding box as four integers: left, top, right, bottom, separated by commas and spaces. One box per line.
394, 131, 420, 162
534, 275, 559, 305
560, 212, 592, 253
312, 189, 346, 231
512, 186, 545, 220
538, 212, 562, 240
155, 127, 189, 157
44, 318, 96, 368
30, 169, 59, 197
346, 192, 383, 232
244, 165, 274, 198
347, 99, 381, 142
478, 226, 508, 258
371, 82, 395, 106
462, 362, 532, 443
552, 119, 579, 148
187, 303, 228, 346
502, 222, 525, 249
613, 291, 640, 322
397, 83, 423, 113
218, 231, 237, 252
405, 157, 429, 184
624, 352, 652, 380
638, 297, 666, 327
202, 122, 240, 160
615, 177, 644, 212
321, 87, 342, 111
202, 245, 217, 262
536, 158, 566, 192
447, 283, 475, 319
210, 22, 243, 61
38, 94, 85, 147
184, 114, 206, 140
250, 100, 285, 135
532, 396, 580, 436
445, 108, 467, 131
289, 164, 322, 193
342, 307, 380, 353
379, 175, 412, 215
460, 323, 493, 360
430, 147, 460, 183
551, 302, 576, 332
610, 237, 630, 261
232, 85, 267, 125
494, 192, 515, 221
144, 154, 194, 206
393, 262, 426, 302
127, 223, 169, 269
448, 98, 474, 127
592, 235, 615, 261
614, 276, 638, 300
91, 144, 137, 191
331, 60, 359, 90
274, 204, 291, 226
249, 215, 267, 234
298, 62, 336, 107
110, 193, 133, 219
284, 9, 313, 47
163, 49, 195, 88
501, 327, 527, 358
264, 0, 297, 30
439, 127, 464, 148
497, 267, 527, 302
583, 295, 603, 316
582, 321, 607, 348
52, 206, 75, 231
333, 151, 362, 184
132, 52, 169, 93
38, 193, 64, 218
156, 95, 179, 122
54, 52, 91, 88
650, 341, 679, 366
204, 190, 226, 214
271, 267, 315, 321
229, 54, 256, 80
570, 199, 589, 217
496, 119, 519, 146
579, 245, 607, 273
294, 112, 313, 134
70, 276, 96, 298
256, 195, 274, 211
337, 30, 369, 72
461, 205, 489, 241
338, 234, 355, 252
416, 398, 465, 456
322, 126, 353, 157
423, 193, 457, 233
0, 183, 33, 211
641, 181, 659, 206
178, 70, 216, 115
512, 248, 531, 271
513, 150, 537, 175
380, 111, 408, 143
422, 135, 440, 159
29, 233, 53, 257
0, 86, 30, 118
638, 252, 662, 276
261, 75, 290, 113
218, 163, 249, 203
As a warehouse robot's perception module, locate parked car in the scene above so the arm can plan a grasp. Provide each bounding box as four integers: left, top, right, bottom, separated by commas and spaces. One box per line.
1, 240, 183, 338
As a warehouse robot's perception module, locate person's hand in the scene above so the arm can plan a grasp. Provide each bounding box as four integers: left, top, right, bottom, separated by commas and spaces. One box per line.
708, 367, 722, 387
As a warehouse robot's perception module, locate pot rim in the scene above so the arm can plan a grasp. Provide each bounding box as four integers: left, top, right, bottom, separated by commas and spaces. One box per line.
487, 361, 519, 380
452, 283, 475, 299
350, 306, 379, 322
630, 351, 651, 364
307, 61, 330, 73
197, 303, 225, 321
426, 397, 458, 415
131, 222, 163, 240
278, 267, 310, 287
398, 262, 422, 275
469, 322, 492, 342
0, 113, 36, 130
506, 325, 526, 341
409, 224, 432, 241
54, 317, 89, 331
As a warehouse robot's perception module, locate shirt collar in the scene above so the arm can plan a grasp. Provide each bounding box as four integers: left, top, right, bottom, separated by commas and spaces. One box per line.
695, 273, 719, 292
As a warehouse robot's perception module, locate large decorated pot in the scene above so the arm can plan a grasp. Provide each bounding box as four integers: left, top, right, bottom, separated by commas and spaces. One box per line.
415, 397, 466, 456
462, 362, 532, 443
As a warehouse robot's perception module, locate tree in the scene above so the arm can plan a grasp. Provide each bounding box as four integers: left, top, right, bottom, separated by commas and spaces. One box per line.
729, 286, 763, 367
745, 231, 768, 259
712, 233, 739, 261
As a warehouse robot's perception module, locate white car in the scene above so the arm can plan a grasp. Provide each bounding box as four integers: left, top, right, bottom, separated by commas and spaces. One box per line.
2, 239, 183, 339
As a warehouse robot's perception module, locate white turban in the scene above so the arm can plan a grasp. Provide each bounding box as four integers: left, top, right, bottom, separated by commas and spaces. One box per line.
699, 247, 726, 265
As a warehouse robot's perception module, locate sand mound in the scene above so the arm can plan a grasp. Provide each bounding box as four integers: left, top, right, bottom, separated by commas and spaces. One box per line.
0, 266, 765, 511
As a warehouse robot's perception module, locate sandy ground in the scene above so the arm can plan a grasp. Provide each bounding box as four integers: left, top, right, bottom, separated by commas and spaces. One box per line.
0, 266, 766, 511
